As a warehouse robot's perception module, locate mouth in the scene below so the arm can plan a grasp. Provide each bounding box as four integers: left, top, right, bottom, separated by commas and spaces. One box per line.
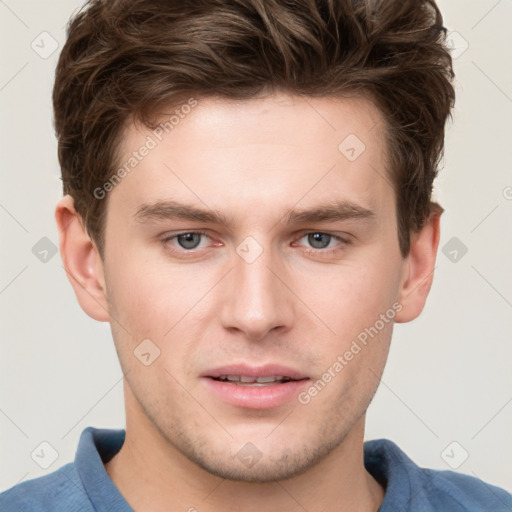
204, 363, 308, 384
201, 364, 309, 409
210, 375, 299, 386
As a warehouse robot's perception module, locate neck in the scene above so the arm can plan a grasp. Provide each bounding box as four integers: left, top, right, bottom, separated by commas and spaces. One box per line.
105, 396, 384, 512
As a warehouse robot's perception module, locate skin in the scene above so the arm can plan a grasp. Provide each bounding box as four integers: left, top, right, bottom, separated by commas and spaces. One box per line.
56, 92, 441, 512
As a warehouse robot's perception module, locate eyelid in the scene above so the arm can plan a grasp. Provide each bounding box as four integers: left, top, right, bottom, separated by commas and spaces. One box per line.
160, 229, 212, 248
159, 230, 351, 257
293, 231, 351, 251
161, 229, 211, 242
160, 230, 350, 242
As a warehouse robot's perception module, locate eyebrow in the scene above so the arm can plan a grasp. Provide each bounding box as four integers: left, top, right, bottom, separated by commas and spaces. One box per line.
134, 199, 375, 226
284, 201, 375, 224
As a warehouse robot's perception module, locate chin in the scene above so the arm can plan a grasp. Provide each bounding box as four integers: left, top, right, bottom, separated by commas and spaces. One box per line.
191, 452, 316, 483
177, 432, 346, 483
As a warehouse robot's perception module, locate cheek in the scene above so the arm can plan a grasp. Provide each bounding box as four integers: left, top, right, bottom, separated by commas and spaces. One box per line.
104, 252, 221, 383
105, 249, 199, 336
299, 258, 401, 337
288, 250, 402, 396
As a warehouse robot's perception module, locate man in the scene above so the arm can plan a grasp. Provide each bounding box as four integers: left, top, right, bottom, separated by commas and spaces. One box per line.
1, 0, 511, 510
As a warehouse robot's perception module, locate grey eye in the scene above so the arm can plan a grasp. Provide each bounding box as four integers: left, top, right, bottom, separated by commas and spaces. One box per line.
177, 233, 202, 249
307, 233, 332, 249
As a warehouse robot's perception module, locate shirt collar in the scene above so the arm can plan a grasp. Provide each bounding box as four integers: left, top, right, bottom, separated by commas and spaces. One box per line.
75, 427, 416, 512
75, 426, 133, 512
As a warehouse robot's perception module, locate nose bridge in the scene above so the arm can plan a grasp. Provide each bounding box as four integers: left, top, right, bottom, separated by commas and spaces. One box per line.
219, 240, 293, 340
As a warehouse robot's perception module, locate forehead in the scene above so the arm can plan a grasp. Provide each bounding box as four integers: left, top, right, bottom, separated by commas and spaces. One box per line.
111, 93, 393, 223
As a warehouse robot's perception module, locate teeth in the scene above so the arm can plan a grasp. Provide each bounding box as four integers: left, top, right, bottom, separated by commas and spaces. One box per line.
217, 375, 292, 385
256, 376, 283, 383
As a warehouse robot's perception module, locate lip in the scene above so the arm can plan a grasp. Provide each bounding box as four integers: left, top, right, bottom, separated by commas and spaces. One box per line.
201, 363, 310, 410
201, 363, 308, 381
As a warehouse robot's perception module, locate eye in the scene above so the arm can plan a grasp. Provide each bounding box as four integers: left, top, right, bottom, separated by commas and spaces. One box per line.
293, 232, 351, 255
306, 233, 334, 249
162, 231, 211, 251
176, 232, 203, 249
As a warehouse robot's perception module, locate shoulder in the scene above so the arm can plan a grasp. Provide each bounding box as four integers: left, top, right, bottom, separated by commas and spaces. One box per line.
421, 467, 512, 511
365, 439, 512, 511
0, 463, 93, 512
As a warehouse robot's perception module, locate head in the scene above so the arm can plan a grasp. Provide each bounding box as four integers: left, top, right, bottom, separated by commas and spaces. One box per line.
54, 0, 455, 482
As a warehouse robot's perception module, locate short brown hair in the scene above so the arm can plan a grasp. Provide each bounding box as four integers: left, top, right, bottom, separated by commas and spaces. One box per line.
53, 0, 455, 257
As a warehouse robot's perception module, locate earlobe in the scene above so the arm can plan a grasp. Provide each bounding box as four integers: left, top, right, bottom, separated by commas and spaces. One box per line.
395, 209, 442, 323
55, 195, 110, 322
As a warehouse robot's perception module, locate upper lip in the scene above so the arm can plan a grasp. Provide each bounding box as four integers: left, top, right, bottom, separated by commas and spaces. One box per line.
202, 363, 308, 381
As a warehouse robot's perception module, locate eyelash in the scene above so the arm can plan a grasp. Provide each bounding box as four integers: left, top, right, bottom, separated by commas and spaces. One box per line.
160, 230, 351, 258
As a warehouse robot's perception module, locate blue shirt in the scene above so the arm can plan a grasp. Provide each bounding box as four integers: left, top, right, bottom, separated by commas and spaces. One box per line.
1, 427, 511, 511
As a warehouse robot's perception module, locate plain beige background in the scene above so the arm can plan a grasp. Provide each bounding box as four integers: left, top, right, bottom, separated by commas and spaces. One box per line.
1, 0, 511, 493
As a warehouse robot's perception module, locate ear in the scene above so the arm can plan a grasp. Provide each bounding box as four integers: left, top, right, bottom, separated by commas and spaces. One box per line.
395, 208, 442, 323
55, 195, 110, 322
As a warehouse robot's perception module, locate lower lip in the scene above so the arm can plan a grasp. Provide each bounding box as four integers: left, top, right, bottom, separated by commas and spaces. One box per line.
202, 378, 309, 409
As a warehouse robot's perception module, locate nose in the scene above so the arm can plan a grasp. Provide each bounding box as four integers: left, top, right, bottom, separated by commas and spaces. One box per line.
219, 244, 294, 341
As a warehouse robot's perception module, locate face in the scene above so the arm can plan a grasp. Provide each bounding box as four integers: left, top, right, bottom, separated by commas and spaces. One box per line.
100, 93, 407, 481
